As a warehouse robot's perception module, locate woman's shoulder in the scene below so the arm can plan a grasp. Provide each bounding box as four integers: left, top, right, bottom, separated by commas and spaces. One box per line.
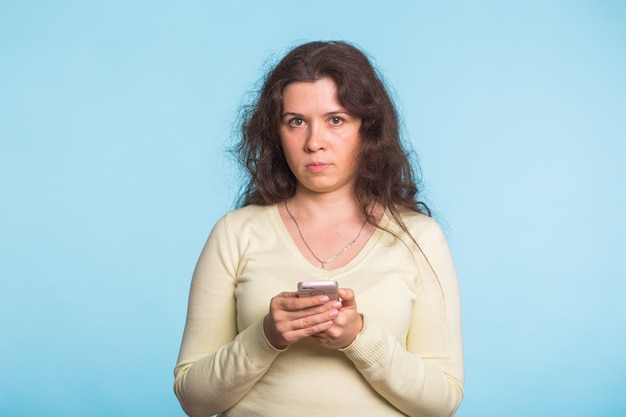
224, 204, 274, 217
208, 204, 277, 242
394, 208, 437, 228
391, 209, 446, 242
220, 204, 277, 227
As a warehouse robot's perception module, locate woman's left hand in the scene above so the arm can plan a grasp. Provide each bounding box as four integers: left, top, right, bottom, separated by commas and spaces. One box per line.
311, 288, 363, 349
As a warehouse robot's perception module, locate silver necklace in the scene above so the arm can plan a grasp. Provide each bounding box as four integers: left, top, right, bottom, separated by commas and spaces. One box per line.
284, 200, 368, 269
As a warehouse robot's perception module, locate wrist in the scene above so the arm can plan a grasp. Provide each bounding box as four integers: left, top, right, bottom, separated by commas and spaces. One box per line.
263, 315, 288, 350
340, 313, 364, 349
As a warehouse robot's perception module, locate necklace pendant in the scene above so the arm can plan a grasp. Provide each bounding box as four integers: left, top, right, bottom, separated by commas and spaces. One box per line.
284, 200, 368, 271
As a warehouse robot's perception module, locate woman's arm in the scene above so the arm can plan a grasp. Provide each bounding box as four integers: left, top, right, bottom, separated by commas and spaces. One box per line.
173, 217, 282, 417
341, 219, 464, 417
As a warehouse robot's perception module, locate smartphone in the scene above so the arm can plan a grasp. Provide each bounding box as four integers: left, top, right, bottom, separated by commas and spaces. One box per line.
297, 280, 339, 301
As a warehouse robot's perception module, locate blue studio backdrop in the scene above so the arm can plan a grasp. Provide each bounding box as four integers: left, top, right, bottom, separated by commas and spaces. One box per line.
1, 1, 625, 416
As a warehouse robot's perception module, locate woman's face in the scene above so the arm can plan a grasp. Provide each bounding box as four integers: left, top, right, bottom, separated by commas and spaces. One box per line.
279, 78, 362, 196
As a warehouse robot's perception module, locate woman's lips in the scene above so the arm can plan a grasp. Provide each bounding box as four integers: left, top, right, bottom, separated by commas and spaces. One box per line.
305, 162, 330, 172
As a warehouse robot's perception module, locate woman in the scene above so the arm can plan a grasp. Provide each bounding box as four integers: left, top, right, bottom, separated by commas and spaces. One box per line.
174, 41, 464, 417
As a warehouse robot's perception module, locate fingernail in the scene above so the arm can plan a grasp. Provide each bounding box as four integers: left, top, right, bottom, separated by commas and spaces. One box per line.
320, 296, 330, 302
333, 302, 343, 308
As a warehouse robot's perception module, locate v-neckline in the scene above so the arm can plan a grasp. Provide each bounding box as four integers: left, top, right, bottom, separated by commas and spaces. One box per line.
270, 203, 388, 275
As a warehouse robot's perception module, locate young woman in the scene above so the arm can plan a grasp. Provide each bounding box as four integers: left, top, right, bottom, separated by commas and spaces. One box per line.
174, 41, 464, 417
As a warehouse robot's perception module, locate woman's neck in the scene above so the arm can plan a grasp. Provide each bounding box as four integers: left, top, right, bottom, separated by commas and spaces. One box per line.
287, 188, 362, 222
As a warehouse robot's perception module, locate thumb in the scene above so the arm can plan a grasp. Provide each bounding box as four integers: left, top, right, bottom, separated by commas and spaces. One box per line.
338, 288, 357, 308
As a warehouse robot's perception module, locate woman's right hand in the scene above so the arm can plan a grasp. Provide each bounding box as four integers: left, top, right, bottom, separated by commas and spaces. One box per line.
262, 291, 343, 349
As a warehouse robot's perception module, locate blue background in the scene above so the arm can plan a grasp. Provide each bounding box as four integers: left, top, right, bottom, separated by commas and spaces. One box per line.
1, 1, 625, 416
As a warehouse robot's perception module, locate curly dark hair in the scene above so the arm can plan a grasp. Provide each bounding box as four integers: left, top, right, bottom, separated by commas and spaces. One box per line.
236, 40, 430, 229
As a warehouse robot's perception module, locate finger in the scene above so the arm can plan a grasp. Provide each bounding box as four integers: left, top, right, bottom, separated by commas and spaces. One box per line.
271, 301, 339, 332
286, 294, 333, 311
299, 307, 339, 329
271, 300, 339, 335
279, 317, 335, 345
338, 288, 356, 308
270, 291, 322, 313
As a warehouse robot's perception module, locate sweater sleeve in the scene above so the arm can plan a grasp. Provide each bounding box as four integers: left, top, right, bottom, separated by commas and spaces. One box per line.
173, 216, 284, 417
341, 218, 464, 417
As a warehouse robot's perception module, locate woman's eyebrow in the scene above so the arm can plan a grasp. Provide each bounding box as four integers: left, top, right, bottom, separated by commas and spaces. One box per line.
324, 110, 350, 116
281, 109, 349, 118
281, 111, 303, 118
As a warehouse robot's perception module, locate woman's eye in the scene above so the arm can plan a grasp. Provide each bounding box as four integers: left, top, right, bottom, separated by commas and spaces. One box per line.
329, 116, 343, 125
289, 118, 304, 127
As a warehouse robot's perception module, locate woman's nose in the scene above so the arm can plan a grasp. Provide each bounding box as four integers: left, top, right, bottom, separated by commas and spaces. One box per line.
304, 123, 326, 152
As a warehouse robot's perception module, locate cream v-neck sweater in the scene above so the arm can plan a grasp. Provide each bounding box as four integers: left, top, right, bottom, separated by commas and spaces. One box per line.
174, 204, 464, 417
